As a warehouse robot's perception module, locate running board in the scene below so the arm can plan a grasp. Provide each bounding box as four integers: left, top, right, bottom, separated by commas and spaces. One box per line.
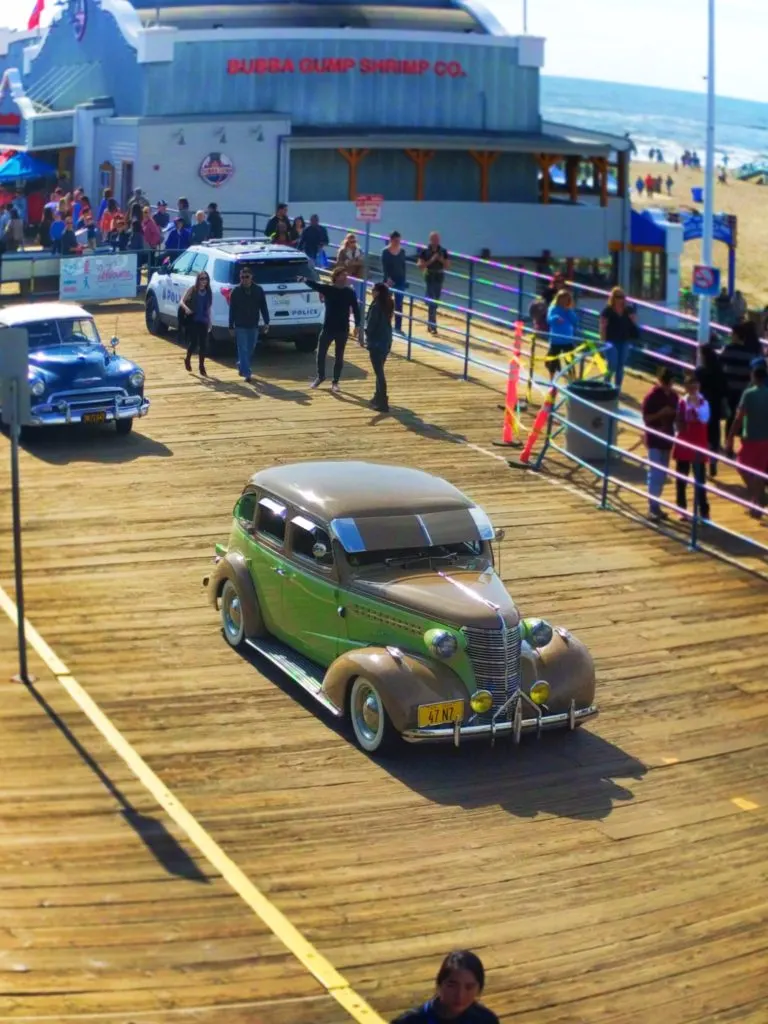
245, 637, 344, 717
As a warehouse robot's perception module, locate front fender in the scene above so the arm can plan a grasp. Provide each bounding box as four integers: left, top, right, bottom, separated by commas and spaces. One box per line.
521, 630, 596, 712
322, 648, 469, 733
207, 552, 267, 638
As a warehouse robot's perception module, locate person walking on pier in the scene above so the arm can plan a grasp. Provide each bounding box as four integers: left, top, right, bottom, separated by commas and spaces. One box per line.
418, 231, 450, 335
229, 265, 270, 384
180, 270, 212, 376
381, 230, 408, 334
365, 282, 394, 413
300, 266, 361, 392
673, 371, 711, 521
545, 289, 578, 380
642, 366, 679, 522
391, 950, 499, 1023
600, 286, 638, 390
726, 359, 768, 517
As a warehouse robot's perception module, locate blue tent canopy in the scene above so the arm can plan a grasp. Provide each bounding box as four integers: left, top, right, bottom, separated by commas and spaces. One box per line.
0, 152, 57, 182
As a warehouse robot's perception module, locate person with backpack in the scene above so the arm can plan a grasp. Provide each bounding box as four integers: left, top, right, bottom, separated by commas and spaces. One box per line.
365, 282, 394, 413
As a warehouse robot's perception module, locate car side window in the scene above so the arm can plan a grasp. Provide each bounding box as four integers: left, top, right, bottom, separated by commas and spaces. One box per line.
256, 496, 286, 545
234, 492, 257, 529
191, 253, 209, 274
172, 252, 195, 275
290, 516, 334, 568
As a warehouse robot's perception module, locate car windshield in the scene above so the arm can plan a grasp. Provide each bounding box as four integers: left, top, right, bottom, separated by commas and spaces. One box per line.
229, 257, 310, 285
348, 540, 489, 571
25, 318, 101, 349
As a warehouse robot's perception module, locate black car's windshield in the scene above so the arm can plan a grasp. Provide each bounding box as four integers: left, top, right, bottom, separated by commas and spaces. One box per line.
348, 540, 489, 570
25, 318, 101, 349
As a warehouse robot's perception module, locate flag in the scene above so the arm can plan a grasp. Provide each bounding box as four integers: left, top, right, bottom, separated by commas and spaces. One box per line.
27, 0, 45, 30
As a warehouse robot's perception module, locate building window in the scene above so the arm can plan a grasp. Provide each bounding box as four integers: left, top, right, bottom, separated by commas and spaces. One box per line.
99, 161, 115, 194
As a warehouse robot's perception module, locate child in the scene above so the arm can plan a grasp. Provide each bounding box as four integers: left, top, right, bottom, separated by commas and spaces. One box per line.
673, 371, 711, 520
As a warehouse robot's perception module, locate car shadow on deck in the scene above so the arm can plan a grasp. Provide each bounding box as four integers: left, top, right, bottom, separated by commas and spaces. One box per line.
17, 425, 173, 464
234, 641, 643, 822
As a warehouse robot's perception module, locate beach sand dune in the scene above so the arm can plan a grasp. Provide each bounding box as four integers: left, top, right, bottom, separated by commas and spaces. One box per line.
631, 160, 768, 309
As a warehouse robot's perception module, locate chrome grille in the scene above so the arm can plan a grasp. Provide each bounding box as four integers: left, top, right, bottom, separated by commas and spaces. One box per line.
48, 388, 124, 411
462, 624, 521, 718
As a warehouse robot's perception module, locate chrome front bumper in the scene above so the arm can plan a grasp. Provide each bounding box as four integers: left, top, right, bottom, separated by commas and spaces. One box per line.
29, 397, 150, 426
402, 700, 598, 745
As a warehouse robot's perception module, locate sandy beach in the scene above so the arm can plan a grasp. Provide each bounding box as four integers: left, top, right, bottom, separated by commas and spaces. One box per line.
631, 159, 768, 311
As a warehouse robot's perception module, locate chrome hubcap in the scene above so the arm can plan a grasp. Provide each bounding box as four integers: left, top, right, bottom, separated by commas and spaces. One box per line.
354, 684, 381, 744
223, 587, 242, 640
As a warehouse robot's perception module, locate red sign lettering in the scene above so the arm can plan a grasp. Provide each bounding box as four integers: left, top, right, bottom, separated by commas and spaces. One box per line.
0, 113, 20, 130
227, 57, 466, 78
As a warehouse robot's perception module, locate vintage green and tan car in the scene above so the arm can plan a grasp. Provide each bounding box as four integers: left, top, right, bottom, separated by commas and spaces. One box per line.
204, 462, 598, 754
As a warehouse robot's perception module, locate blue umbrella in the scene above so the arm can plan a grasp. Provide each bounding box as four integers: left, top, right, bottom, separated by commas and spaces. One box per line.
0, 152, 57, 182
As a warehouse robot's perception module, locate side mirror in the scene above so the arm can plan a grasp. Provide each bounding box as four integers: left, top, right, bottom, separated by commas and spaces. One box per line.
495, 528, 506, 541
110, 336, 119, 354
312, 542, 328, 561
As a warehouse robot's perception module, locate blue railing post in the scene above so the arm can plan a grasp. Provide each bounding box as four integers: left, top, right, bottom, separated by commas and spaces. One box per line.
599, 411, 615, 510
407, 295, 414, 360
463, 262, 475, 381
517, 270, 525, 322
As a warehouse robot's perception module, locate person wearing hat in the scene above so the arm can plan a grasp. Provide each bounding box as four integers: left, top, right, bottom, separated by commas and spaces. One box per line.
726, 358, 768, 517
153, 200, 170, 231
165, 216, 191, 257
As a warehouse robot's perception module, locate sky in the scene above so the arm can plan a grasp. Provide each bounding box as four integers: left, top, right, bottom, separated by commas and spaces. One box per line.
0, 0, 765, 104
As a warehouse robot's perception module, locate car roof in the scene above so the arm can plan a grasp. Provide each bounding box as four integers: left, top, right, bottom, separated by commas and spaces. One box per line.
248, 461, 474, 521
0, 302, 93, 326
197, 240, 309, 260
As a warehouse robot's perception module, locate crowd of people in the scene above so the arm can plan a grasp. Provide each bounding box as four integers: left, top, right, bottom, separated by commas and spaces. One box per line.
635, 172, 675, 197
642, 319, 768, 522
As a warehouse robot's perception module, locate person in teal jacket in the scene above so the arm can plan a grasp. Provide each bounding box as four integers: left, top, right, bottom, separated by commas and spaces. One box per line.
546, 288, 579, 380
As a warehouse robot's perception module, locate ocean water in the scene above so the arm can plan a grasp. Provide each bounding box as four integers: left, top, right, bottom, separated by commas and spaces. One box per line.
541, 76, 768, 167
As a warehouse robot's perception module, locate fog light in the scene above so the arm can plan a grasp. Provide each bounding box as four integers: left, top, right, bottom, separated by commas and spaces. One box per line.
470, 689, 493, 714
529, 680, 550, 705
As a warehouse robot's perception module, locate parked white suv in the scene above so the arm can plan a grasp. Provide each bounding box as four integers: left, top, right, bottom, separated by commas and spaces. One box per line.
144, 239, 324, 353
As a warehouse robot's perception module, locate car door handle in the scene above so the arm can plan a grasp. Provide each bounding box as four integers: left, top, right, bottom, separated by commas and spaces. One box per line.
273, 567, 287, 576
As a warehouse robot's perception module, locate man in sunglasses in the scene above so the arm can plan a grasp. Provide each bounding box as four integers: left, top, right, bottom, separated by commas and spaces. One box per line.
229, 265, 270, 383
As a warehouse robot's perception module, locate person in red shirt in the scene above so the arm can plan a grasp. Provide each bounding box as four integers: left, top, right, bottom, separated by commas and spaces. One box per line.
642, 365, 679, 521
673, 371, 711, 520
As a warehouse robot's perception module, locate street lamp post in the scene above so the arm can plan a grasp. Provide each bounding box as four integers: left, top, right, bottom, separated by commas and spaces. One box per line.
523, 0, 528, 33
698, 0, 717, 345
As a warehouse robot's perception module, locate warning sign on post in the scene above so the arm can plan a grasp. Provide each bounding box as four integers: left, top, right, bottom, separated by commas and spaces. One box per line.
355, 194, 383, 222
692, 264, 721, 298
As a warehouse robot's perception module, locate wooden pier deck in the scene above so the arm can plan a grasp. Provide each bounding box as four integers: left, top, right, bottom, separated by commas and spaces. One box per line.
0, 301, 767, 1023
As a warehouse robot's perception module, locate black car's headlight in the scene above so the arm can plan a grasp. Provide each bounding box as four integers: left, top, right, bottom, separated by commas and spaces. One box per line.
522, 618, 554, 649
128, 371, 144, 389
30, 378, 46, 398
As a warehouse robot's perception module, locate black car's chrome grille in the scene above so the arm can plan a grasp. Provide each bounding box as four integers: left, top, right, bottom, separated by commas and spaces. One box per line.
462, 624, 522, 718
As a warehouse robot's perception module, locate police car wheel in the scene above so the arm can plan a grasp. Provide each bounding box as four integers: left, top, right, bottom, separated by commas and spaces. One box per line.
146, 295, 169, 336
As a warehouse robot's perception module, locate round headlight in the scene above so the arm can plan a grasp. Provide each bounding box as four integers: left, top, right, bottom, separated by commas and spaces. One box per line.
470, 689, 494, 714
523, 618, 554, 649
529, 680, 550, 706
128, 370, 144, 389
30, 378, 45, 397
424, 628, 458, 659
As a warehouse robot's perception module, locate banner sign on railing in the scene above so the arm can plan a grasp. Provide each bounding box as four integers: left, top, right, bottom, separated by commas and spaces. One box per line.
59, 253, 138, 303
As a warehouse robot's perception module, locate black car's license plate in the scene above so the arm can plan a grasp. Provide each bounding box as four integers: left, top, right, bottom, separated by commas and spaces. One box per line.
82, 412, 106, 424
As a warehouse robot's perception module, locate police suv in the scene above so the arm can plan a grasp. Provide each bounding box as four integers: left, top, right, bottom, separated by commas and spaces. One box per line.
145, 239, 324, 352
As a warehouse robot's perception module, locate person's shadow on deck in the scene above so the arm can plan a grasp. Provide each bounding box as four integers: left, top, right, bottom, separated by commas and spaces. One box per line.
328, 390, 469, 444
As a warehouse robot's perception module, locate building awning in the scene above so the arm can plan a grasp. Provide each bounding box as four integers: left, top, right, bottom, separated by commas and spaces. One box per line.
287, 127, 621, 158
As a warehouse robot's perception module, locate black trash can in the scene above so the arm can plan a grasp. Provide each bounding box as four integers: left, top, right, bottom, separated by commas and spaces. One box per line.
565, 379, 620, 462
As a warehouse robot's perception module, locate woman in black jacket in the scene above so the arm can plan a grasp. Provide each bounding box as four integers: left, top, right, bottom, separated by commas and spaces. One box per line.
366, 282, 394, 412
697, 341, 729, 477
391, 950, 499, 1024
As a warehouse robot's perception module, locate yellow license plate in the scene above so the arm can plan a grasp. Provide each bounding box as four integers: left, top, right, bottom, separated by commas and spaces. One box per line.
82, 412, 106, 424
418, 700, 465, 729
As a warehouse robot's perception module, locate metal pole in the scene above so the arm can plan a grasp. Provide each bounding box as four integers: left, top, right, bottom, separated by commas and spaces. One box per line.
697, 0, 716, 345
523, 0, 528, 33
9, 380, 32, 684
361, 221, 371, 327
599, 411, 615, 510
517, 270, 525, 322
463, 262, 474, 381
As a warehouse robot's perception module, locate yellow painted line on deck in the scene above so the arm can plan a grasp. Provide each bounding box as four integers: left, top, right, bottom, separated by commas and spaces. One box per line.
0, 584, 385, 1024
731, 797, 759, 812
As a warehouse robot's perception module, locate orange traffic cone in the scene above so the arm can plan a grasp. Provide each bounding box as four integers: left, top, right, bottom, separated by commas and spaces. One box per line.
510, 387, 556, 468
